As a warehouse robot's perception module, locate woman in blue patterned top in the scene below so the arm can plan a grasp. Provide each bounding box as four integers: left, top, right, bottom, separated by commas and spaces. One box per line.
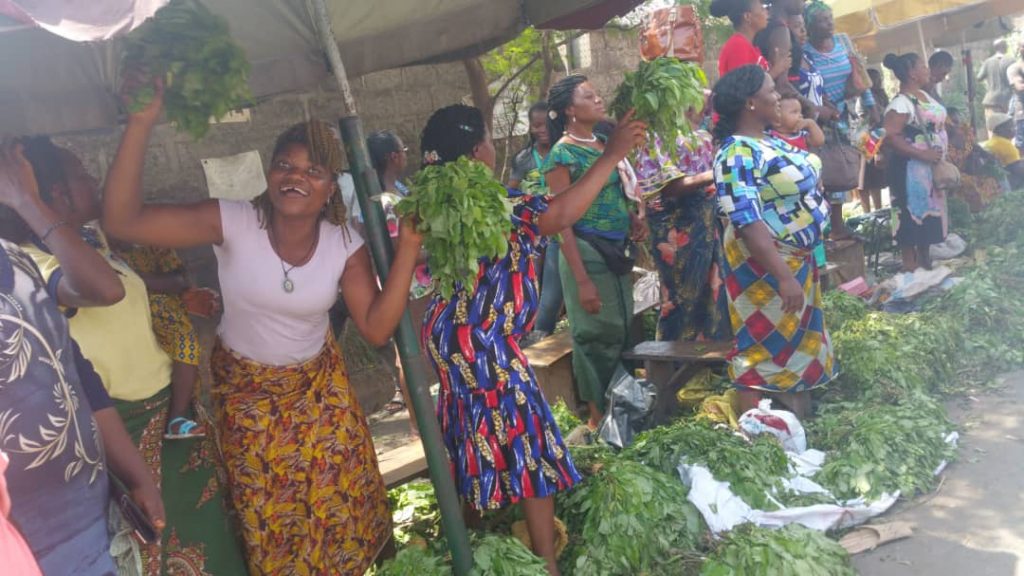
419, 104, 645, 574
712, 65, 837, 419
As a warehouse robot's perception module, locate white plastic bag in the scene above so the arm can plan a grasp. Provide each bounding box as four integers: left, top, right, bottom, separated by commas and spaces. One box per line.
738, 399, 807, 454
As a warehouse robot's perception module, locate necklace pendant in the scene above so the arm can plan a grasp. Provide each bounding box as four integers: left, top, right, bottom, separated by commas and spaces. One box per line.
282, 277, 295, 293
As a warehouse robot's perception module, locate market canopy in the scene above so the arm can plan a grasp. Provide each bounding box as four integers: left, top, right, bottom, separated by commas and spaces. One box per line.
0, 0, 640, 136
828, 0, 1024, 57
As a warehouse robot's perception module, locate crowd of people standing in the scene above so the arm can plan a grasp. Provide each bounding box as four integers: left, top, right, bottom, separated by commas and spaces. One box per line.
2, 2, 1023, 575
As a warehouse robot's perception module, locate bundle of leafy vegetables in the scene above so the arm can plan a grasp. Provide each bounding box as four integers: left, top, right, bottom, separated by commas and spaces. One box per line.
557, 460, 705, 575
122, 0, 251, 139
808, 399, 955, 500
700, 524, 855, 576
551, 399, 582, 435
396, 156, 513, 299
622, 421, 790, 511
609, 57, 707, 162
567, 442, 615, 477
388, 480, 440, 546
471, 534, 550, 575
374, 546, 449, 576
973, 188, 1024, 248
828, 311, 958, 403
821, 290, 868, 334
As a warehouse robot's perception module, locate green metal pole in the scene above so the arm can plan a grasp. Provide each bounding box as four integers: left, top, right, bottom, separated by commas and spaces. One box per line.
308, 1, 473, 573
339, 117, 474, 575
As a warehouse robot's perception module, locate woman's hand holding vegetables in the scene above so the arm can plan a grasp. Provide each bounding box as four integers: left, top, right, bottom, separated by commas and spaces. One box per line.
398, 216, 424, 252
605, 110, 647, 162
121, 71, 165, 127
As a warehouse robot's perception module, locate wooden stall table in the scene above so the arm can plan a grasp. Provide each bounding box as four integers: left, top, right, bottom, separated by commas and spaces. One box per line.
623, 340, 732, 424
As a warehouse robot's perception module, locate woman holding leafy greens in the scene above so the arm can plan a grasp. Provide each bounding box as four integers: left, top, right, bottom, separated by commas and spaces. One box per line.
102, 79, 424, 574
415, 103, 645, 574
543, 75, 646, 431
712, 65, 837, 418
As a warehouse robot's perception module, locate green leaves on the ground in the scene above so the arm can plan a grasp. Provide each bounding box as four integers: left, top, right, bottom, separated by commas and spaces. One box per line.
122, 0, 250, 139
471, 534, 550, 576
551, 399, 583, 436
821, 290, 869, 334
396, 156, 513, 299
374, 546, 449, 576
388, 480, 440, 545
557, 460, 706, 575
808, 399, 955, 500
622, 421, 789, 511
700, 524, 855, 576
610, 57, 707, 162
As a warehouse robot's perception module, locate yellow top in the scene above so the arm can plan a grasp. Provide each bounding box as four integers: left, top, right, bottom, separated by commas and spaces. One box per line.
981, 135, 1021, 167
23, 227, 172, 402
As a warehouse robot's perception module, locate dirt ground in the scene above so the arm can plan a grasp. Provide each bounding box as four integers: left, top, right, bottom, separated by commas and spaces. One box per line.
853, 371, 1024, 576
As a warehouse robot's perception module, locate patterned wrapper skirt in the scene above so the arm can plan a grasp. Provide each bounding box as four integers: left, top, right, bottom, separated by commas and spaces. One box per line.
112, 388, 247, 576
211, 340, 391, 575
722, 225, 838, 392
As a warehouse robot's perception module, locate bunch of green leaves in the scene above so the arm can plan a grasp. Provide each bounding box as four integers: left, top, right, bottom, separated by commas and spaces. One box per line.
567, 441, 615, 477
808, 399, 955, 500
557, 460, 705, 576
622, 421, 790, 511
946, 196, 974, 240
551, 399, 583, 435
828, 311, 956, 403
396, 156, 513, 299
121, 0, 251, 139
471, 534, 549, 576
821, 290, 869, 334
374, 546, 450, 576
700, 524, 855, 576
609, 58, 707, 162
388, 480, 441, 545
974, 188, 1024, 248
925, 265, 1024, 382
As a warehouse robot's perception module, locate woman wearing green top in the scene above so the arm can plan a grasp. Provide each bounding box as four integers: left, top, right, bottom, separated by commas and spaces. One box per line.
543, 75, 646, 429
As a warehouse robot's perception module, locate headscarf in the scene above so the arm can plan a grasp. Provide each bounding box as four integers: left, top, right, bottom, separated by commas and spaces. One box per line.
803, 0, 831, 27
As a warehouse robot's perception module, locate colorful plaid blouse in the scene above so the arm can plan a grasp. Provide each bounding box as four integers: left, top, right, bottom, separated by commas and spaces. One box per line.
714, 135, 829, 249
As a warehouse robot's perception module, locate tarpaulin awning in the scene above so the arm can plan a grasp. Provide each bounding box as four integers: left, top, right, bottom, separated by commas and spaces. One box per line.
828, 0, 1024, 58
0, 0, 641, 136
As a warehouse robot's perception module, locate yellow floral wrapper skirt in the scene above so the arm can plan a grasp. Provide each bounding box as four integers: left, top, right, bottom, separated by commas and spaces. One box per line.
211, 339, 391, 575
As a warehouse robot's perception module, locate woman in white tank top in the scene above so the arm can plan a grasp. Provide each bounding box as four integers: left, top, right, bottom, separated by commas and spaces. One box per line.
102, 81, 422, 574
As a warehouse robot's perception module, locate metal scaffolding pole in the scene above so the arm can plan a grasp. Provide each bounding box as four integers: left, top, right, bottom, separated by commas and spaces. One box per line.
309, 0, 474, 573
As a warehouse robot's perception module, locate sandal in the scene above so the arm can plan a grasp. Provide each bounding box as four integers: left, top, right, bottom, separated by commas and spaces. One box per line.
383, 389, 407, 414
164, 417, 207, 440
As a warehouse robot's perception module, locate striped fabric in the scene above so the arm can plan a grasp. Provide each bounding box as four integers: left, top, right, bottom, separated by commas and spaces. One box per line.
803, 36, 875, 109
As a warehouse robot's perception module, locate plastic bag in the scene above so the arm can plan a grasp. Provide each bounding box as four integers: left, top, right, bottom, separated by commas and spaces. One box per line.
738, 399, 807, 454
597, 367, 657, 449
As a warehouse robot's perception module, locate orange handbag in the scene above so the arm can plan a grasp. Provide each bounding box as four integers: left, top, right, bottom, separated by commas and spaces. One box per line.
640, 6, 704, 63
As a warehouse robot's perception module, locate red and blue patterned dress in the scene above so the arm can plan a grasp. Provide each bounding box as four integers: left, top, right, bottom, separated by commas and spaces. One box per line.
422, 188, 581, 510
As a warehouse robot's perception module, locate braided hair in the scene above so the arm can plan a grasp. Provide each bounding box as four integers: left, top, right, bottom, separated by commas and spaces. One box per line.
366, 129, 402, 186
419, 104, 487, 167
546, 74, 587, 142
252, 119, 347, 228
712, 65, 768, 142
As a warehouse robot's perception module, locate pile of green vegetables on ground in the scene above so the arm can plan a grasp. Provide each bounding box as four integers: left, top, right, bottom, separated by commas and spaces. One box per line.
378, 191, 1024, 574
396, 156, 513, 299
610, 57, 707, 163
122, 0, 250, 139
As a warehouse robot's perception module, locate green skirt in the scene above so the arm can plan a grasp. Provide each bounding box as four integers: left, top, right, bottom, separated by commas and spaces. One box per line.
113, 387, 248, 575
559, 239, 634, 412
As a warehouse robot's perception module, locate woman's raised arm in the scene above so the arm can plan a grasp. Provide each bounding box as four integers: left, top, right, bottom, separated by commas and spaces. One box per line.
102, 79, 223, 249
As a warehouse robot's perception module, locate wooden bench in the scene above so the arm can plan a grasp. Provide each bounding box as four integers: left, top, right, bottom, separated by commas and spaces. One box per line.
622, 340, 732, 424
378, 441, 427, 488
525, 290, 660, 408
